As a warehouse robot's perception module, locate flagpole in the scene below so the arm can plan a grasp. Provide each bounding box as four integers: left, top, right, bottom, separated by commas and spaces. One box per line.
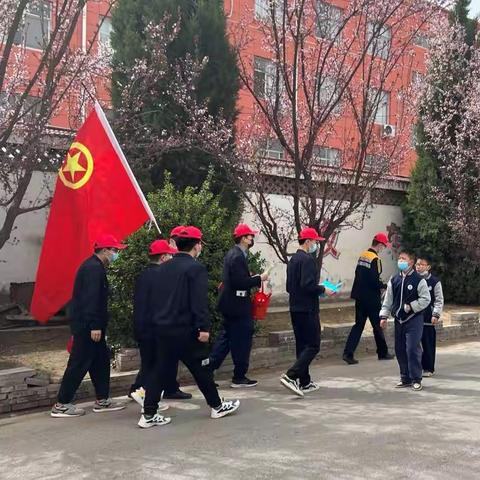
94, 102, 162, 235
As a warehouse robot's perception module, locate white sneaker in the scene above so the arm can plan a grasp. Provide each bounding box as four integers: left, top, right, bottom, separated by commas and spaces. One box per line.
211, 399, 240, 419
138, 413, 171, 429
131, 388, 145, 407
301, 382, 320, 393
423, 371, 435, 378
280, 374, 304, 397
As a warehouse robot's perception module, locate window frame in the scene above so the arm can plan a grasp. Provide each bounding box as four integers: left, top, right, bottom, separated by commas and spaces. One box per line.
312, 146, 341, 167
368, 88, 390, 125
254, 0, 283, 23
13, 1, 51, 51
258, 138, 284, 160
98, 15, 113, 56
317, 76, 342, 114
315, 1, 344, 43
367, 22, 391, 60
253, 56, 282, 103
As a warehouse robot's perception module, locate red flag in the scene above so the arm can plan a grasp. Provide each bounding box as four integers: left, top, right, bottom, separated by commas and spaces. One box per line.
31, 103, 157, 323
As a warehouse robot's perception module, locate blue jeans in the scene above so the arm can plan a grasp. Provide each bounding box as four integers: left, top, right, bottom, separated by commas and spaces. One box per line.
209, 316, 255, 379
395, 314, 424, 383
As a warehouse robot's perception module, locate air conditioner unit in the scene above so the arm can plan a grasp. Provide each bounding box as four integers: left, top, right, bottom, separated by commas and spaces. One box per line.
382, 124, 396, 137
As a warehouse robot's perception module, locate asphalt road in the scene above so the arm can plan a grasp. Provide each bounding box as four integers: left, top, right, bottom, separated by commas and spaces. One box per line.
1, 341, 480, 480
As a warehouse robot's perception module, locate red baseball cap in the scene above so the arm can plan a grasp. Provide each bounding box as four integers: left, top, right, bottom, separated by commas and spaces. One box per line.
149, 239, 177, 256
94, 234, 127, 250
170, 226, 185, 238
373, 232, 391, 247
176, 226, 203, 240
299, 227, 325, 241
234, 223, 259, 238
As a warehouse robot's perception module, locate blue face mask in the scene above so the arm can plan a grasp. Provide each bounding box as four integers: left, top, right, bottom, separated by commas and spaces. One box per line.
111, 251, 119, 263
397, 260, 409, 272
309, 243, 318, 254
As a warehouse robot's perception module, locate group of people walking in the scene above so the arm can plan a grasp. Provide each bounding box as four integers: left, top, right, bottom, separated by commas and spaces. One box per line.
50, 223, 443, 427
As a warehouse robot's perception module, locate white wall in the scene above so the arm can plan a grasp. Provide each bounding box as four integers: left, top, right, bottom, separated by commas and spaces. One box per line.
243, 193, 403, 299
0, 172, 54, 294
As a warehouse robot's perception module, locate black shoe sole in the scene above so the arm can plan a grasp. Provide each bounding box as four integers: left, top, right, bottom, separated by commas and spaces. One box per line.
342, 356, 358, 365
163, 393, 193, 400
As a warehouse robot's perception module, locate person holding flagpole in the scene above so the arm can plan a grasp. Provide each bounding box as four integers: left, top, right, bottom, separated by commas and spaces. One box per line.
51, 234, 127, 417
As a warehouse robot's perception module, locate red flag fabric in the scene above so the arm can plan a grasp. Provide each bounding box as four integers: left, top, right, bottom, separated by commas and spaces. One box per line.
30, 103, 155, 323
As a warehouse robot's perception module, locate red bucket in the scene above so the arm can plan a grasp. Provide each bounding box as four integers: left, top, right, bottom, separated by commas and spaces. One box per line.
252, 284, 272, 321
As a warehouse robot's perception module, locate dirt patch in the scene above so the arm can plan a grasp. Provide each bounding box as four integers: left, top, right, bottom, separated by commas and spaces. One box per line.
0, 349, 69, 379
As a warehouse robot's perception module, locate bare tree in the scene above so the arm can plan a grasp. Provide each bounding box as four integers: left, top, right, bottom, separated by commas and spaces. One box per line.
226, 0, 450, 265
0, 0, 114, 250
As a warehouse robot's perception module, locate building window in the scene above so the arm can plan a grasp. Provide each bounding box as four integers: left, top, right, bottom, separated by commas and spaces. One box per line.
13, 1, 51, 50
411, 127, 419, 149
411, 71, 424, 85
254, 56, 281, 102
0, 93, 42, 121
365, 154, 388, 171
318, 76, 341, 113
316, 1, 343, 42
413, 33, 430, 49
258, 138, 284, 160
367, 22, 391, 60
368, 89, 389, 124
98, 16, 113, 55
255, 0, 283, 22
313, 146, 341, 167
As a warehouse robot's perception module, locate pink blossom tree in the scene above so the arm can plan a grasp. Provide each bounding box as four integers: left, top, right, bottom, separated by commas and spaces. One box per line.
420, 19, 480, 260
0, 0, 113, 250
225, 0, 451, 265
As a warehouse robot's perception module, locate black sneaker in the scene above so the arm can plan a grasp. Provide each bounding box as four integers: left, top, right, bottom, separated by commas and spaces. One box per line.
280, 374, 304, 397
163, 389, 192, 400
412, 382, 423, 391
379, 353, 395, 360
230, 377, 258, 388
342, 354, 359, 365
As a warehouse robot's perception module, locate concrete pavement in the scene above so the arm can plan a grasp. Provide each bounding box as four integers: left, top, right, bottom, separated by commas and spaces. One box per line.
1, 341, 480, 480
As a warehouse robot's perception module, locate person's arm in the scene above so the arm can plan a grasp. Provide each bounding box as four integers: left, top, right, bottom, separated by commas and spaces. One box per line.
410, 279, 431, 313
380, 279, 394, 319
81, 265, 106, 332
371, 257, 387, 290
300, 258, 325, 295
229, 254, 262, 290
432, 281, 444, 319
190, 265, 211, 333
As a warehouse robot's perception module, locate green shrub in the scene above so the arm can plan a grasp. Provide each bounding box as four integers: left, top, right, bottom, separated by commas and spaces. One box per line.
107, 174, 265, 349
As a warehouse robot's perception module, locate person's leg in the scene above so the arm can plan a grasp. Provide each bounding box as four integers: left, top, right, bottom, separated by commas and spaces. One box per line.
290, 312, 307, 360
394, 321, 411, 384
209, 321, 231, 371
230, 317, 255, 380
164, 361, 180, 395
57, 333, 95, 404
405, 316, 424, 384
88, 337, 111, 400
343, 302, 368, 357
130, 339, 155, 393
367, 305, 389, 359
144, 335, 175, 416
286, 312, 321, 386
180, 336, 222, 408
421, 325, 436, 373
